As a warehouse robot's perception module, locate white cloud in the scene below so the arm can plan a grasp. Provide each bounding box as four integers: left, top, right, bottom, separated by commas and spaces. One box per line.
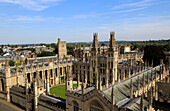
105, 7, 147, 14
0, 0, 63, 11
112, 0, 155, 9
8, 15, 45, 22
0, 14, 66, 23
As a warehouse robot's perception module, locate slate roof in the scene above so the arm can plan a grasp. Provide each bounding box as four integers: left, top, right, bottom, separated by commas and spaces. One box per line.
102, 66, 158, 104
74, 87, 95, 94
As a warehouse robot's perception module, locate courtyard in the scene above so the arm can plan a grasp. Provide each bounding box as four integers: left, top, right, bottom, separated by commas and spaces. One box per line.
50, 84, 79, 99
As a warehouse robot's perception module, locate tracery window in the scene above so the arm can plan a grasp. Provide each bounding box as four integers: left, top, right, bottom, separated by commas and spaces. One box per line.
73, 101, 79, 111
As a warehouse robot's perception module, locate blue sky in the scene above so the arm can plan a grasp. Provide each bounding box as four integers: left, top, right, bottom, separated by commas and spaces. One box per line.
0, 0, 170, 44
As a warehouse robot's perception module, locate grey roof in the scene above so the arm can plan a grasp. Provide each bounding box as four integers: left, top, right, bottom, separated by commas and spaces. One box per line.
74, 87, 95, 94
121, 97, 149, 110
40, 94, 65, 103
102, 66, 159, 104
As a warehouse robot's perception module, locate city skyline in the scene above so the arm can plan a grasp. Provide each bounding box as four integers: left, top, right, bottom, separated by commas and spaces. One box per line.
0, 0, 170, 44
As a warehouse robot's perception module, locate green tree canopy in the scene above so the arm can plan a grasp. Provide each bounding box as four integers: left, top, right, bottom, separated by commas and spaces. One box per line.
0, 48, 3, 54
143, 45, 166, 67
9, 60, 15, 66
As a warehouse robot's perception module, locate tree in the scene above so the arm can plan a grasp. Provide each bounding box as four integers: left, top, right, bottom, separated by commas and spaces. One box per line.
0, 48, 3, 54
15, 62, 21, 66
9, 60, 15, 66
53, 47, 58, 54
143, 45, 166, 67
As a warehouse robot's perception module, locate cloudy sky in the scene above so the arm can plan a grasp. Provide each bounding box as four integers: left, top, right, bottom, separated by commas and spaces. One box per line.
0, 0, 170, 44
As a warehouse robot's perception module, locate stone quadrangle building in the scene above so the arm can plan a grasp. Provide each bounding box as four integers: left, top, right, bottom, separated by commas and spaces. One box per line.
0, 32, 169, 111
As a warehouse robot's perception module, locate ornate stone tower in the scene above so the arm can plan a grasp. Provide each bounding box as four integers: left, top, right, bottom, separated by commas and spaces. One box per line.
107, 32, 118, 83
58, 38, 67, 58
90, 33, 99, 87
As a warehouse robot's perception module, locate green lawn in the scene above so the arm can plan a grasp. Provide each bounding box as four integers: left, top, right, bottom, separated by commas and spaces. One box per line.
50, 84, 80, 99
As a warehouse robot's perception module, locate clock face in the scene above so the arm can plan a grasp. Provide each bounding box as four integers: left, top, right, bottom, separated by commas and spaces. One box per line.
62, 45, 65, 48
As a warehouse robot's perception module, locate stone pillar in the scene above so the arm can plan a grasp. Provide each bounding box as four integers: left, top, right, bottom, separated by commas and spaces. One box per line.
106, 58, 109, 88
148, 61, 150, 69
142, 74, 145, 93
30, 63, 33, 83
118, 69, 120, 82
151, 70, 153, 84
83, 45, 86, 61
130, 79, 133, 98
85, 65, 87, 87
77, 72, 80, 89
122, 68, 125, 80
89, 57, 92, 86
111, 85, 115, 111
99, 73, 102, 90
128, 66, 131, 78
151, 59, 153, 67
159, 65, 162, 80
95, 56, 99, 89
16, 64, 19, 86
144, 59, 147, 70
137, 76, 140, 96
33, 80, 38, 111
132, 67, 135, 76
155, 68, 158, 81
46, 79, 50, 94
42, 60, 45, 81
139, 63, 141, 72
149, 87, 153, 110
111, 69, 115, 84
155, 82, 158, 101
57, 67, 60, 84
140, 94, 144, 111
36, 63, 39, 79
64, 66, 66, 83
25, 78, 28, 111
5, 59, 10, 102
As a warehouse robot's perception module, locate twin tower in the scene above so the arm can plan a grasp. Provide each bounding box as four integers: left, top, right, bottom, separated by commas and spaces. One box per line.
92, 32, 117, 52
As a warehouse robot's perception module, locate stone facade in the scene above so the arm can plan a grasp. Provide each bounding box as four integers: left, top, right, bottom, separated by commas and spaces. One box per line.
0, 32, 169, 111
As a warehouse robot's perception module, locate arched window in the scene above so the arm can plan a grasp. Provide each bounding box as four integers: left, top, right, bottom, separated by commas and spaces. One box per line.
73, 101, 79, 111
89, 100, 104, 111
